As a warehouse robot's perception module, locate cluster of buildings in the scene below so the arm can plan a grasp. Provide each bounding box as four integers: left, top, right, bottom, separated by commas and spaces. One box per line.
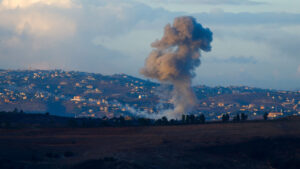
194, 88, 300, 120
0, 70, 299, 120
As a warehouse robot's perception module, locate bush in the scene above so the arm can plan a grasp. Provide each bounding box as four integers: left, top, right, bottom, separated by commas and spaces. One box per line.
222, 114, 230, 122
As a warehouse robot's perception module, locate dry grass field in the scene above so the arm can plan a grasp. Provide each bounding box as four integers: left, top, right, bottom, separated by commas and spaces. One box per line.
0, 118, 299, 169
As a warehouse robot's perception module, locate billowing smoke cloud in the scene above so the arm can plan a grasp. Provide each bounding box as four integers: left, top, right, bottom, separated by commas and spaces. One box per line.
140, 16, 213, 119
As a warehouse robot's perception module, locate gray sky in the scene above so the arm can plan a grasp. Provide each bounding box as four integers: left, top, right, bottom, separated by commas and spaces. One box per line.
0, 0, 299, 90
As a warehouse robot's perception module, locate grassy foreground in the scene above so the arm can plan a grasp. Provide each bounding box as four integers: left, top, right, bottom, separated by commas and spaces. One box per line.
0, 117, 299, 169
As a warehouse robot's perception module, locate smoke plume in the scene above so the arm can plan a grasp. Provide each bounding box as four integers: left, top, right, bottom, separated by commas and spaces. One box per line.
140, 16, 213, 119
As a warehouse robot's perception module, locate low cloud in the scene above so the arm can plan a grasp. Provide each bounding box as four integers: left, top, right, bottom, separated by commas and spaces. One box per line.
195, 12, 300, 25
208, 56, 258, 64
0, 10, 76, 40
1, 0, 74, 9
0, 0, 170, 74
137, 0, 264, 6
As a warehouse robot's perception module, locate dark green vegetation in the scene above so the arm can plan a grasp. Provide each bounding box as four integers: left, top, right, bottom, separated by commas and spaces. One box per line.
0, 114, 299, 169
0, 110, 267, 129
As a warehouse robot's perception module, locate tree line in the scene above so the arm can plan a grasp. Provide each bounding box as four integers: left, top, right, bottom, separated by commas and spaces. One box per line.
0, 108, 271, 128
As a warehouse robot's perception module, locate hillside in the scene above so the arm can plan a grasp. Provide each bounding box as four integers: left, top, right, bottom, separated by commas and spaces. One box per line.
0, 69, 299, 120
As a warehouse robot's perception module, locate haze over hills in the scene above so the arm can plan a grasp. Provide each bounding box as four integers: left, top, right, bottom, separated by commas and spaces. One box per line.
0, 69, 299, 120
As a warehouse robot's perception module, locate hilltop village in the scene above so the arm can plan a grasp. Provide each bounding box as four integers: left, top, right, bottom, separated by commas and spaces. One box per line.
0, 70, 299, 120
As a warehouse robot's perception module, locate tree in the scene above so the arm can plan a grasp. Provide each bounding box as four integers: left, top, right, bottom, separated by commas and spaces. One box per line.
138, 118, 151, 126
236, 114, 240, 121
222, 114, 230, 122
241, 113, 248, 121
233, 114, 240, 122
263, 112, 269, 120
199, 114, 206, 124
169, 119, 176, 125
190, 114, 195, 124
182, 114, 186, 124
119, 116, 125, 126
155, 119, 163, 125
185, 115, 190, 124
161, 116, 168, 125
13, 108, 18, 113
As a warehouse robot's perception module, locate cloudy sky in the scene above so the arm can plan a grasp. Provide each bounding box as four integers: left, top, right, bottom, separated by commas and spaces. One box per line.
0, 0, 299, 90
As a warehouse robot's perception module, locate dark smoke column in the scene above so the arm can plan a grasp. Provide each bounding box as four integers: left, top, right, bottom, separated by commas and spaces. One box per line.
140, 16, 213, 119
